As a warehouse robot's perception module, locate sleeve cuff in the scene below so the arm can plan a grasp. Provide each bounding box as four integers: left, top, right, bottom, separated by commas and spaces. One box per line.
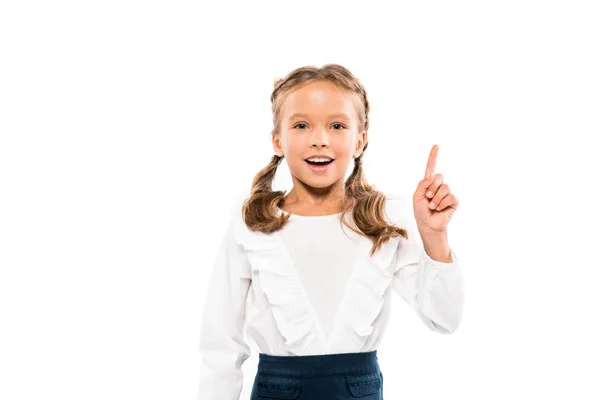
422, 247, 459, 267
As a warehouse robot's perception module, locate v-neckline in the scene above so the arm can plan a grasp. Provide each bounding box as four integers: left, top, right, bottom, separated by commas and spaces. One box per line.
272, 227, 368, 345
234, 206, 400, 354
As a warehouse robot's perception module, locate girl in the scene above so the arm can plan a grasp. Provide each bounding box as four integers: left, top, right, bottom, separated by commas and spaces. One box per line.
197, 64, 465, 400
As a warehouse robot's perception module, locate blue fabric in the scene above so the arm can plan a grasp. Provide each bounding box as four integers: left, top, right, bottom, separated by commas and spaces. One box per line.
250, 350, 384, 399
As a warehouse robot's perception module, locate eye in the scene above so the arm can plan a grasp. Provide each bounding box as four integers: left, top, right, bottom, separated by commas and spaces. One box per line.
293, 123, 346, 130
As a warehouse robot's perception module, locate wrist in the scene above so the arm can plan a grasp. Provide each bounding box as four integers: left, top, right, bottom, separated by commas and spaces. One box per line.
419, 229, 452, 263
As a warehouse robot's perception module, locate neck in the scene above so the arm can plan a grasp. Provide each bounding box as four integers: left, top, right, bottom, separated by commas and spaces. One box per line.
282, 180, 347, 212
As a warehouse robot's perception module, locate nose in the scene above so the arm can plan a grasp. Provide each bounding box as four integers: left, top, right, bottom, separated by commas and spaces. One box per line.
309, 127, 330, 147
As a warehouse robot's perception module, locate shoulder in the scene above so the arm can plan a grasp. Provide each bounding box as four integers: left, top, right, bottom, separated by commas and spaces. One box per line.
207, 195, 254, 272
225, 194, 280, 251
382, 191, 422, 247
383, 191, 412, 228
225, 193, 247, 243
205, 193, 247, 252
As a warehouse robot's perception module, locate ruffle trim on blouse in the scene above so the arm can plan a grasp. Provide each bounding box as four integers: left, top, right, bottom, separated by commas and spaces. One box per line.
232, 204, 401, 354
327, 234, 400, 353
232, 209, 328, 355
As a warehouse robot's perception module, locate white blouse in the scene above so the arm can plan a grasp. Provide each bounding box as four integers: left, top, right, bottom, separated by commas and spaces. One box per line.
196, 196, 465, 400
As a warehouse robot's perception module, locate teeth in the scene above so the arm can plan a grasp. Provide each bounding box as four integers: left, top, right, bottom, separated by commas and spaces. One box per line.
307, 157, 332, 162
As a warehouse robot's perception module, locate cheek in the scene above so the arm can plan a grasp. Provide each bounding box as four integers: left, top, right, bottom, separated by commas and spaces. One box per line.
333, 138, 357, 158
284, 141, 306, 168
286, 140, 303, 154
280, 135, 301, 154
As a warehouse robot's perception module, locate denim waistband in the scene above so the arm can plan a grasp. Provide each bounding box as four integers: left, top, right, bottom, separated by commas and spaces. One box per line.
257, 350, 379, 378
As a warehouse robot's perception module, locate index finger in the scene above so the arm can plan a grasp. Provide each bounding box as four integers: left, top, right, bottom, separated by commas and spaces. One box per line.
424, 144, 439, 178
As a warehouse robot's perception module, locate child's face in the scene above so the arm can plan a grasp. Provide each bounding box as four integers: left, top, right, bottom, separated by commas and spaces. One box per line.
273, 80, 367, 190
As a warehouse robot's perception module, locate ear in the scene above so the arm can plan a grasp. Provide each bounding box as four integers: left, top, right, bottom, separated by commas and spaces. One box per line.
271, 133, 284, 157
354, 130, 367, 158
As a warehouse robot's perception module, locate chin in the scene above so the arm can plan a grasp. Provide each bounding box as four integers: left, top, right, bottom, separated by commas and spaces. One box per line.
297, 175, 343, 189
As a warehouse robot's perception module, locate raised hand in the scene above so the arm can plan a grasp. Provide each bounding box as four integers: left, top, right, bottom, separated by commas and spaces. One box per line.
412, 144, 459, 234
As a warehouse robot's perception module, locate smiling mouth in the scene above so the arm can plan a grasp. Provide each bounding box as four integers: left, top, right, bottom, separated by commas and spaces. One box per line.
305, 159, 334, 166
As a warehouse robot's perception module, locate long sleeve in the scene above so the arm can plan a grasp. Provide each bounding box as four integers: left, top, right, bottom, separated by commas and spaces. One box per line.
387, 197, 465, 334
196, 217, 252, 400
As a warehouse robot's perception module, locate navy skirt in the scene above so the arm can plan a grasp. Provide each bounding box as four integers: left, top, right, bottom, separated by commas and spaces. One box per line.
250, 350, 384, 399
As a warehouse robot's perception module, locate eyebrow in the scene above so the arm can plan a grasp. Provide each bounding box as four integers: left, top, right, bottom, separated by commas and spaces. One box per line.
288, 113, 351, 121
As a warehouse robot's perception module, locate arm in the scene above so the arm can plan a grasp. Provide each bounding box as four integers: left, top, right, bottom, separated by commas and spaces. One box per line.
197, 218, 252, 400
390, 204, 465, 334
419, 229, 453, 263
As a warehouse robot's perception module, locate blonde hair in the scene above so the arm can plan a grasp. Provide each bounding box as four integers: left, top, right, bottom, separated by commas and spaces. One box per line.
242, 64, 408, 257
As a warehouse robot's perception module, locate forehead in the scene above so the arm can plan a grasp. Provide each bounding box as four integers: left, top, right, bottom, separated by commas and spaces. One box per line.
281, 81, 357, 120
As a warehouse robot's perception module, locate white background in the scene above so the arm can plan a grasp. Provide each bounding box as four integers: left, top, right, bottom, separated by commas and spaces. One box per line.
1, 0, 599, 399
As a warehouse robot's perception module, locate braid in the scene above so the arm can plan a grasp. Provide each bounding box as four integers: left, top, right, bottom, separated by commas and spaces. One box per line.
243, 63, 408, 256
